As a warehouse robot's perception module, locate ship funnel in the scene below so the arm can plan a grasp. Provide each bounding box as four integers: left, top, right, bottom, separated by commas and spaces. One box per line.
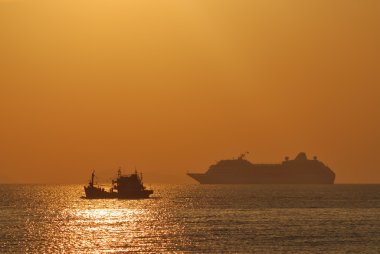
295, 152, 307, 160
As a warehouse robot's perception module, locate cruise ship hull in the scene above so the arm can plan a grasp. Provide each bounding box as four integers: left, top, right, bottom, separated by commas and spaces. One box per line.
187, 173, 335, 184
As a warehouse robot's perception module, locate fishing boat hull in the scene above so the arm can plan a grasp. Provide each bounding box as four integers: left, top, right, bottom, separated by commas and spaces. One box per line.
84, 186, 117, 199
117, 189, 154, 199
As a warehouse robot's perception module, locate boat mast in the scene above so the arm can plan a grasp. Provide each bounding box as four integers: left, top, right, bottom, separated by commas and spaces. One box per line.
90, 170, 95, 187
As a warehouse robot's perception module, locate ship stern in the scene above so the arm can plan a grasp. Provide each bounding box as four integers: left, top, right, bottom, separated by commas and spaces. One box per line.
187, 173, 208, 184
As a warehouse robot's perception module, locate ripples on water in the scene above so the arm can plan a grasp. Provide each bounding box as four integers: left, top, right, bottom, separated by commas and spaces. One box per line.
0, 184, 380, 253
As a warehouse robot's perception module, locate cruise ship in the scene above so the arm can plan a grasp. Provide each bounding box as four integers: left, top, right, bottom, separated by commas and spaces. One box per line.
187, 152, 335, 184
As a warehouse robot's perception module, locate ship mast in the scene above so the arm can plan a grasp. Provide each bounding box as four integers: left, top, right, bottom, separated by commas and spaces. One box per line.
90, 170, 95, 187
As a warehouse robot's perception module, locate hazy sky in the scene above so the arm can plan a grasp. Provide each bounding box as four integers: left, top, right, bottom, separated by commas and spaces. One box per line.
1, 0, 379, 183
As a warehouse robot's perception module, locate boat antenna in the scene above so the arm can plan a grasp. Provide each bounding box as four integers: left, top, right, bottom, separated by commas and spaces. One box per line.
237, 151, 249, 160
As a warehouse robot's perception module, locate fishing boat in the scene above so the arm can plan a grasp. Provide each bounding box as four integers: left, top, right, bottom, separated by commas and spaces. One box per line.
83, 169, 153, 199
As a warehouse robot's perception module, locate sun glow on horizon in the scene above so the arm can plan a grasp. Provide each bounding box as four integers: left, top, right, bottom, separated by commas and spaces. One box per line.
0, 0, 379, 184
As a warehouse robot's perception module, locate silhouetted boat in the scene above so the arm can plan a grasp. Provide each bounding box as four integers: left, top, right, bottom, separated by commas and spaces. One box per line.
84, 169, 153, 199
187, 152, 335, 184
112, 169, 154, 199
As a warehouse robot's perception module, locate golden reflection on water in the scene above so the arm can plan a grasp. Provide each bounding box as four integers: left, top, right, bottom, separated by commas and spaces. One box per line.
77, 208, 143, 221
64, 206, 161, 252
56, 194, 189, 253
1, 184, 380, 253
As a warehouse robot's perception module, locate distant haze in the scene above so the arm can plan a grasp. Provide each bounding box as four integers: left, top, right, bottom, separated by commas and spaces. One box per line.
1, 0, 379, 184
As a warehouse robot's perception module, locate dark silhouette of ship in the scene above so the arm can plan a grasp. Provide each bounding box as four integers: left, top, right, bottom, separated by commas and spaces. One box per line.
84, 168, 153, 199
187, 152, 335, 184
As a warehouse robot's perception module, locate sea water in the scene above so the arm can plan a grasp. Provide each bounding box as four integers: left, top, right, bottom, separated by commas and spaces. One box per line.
0, 184, 379, 253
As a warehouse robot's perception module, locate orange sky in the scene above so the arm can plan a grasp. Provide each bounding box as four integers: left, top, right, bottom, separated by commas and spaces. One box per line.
0, 0, 379, 183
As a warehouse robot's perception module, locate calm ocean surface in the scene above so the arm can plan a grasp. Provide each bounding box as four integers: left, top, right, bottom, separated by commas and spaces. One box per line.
0, 184, 379, 253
